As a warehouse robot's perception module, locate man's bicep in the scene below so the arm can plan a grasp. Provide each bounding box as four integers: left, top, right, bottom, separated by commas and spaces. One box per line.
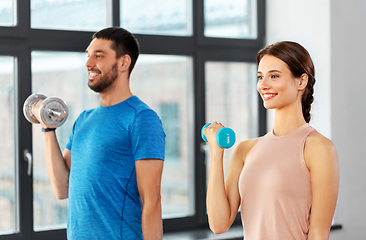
135, 159, 164, 202
63, 148, 71, 170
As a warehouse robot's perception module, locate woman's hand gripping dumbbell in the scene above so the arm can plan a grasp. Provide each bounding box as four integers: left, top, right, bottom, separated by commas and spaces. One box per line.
23, 93, 68, 131
201, 122, 236, 149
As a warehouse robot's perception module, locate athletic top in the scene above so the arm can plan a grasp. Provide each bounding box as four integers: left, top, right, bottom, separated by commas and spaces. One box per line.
65, 96, 165, 240
239, 123, 316, 240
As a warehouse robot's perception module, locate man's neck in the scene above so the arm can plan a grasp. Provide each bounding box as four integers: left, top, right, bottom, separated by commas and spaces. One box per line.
99, 76, 133, 107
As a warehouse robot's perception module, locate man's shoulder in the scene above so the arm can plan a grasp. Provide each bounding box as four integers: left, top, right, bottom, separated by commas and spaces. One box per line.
126, 96, 156, 115
74, 108, 97, 123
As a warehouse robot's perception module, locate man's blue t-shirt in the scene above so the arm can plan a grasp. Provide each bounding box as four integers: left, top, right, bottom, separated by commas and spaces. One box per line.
65, 96, 165, 240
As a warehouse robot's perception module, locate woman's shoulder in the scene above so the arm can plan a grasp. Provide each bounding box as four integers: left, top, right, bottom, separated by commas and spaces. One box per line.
234, 137, 262, 164
238, 137, 262, 149
304, 130, 338, 169
306, 131, 336, 152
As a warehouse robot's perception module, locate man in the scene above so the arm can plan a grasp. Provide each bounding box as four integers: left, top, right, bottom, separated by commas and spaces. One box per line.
33, 27, 165, 239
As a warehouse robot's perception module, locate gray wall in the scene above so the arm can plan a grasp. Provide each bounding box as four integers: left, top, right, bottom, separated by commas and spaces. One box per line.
266, 0, 366, 239
330, 0, 366, 239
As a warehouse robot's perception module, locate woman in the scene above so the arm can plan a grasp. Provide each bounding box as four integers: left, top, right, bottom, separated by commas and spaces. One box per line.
204, 41, 339, 240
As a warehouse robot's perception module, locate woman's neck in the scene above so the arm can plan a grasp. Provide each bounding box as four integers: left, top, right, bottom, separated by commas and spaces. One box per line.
273, 106, 306, 136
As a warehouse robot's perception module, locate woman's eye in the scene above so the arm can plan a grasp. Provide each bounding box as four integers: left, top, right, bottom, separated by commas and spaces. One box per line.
271, 75, 279, 79
257, 76, 263, 81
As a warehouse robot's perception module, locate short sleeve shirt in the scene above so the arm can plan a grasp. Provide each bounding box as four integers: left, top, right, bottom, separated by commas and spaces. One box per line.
65, 96, 165, 240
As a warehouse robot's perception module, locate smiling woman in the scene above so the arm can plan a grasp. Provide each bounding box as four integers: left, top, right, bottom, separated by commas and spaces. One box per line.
256, 41, 315, 123
257, 55, 304, 110
205, 41, 339, 240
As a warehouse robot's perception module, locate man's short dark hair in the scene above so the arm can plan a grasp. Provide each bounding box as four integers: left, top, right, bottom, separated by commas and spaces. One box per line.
93, 27, 140, 75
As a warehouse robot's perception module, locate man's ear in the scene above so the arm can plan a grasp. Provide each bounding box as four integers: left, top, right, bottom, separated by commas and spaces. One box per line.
118, 54, 131, 72
298, 73, 309, 91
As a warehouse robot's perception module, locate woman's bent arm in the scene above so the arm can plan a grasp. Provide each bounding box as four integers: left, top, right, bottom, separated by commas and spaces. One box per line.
206, 136, 257, 234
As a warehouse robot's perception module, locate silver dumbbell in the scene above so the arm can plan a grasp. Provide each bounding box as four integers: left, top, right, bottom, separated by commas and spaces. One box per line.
23, 93, 68, 128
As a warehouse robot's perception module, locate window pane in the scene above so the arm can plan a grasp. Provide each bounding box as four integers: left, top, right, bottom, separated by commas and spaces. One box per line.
31, 51, 99, 231
205, 62, 258, 181
130, 55, 194, 218
31, 0, 108, 31
0, 56, 16, 234
0, 0, 14, 26
121, 0, 192, 36
204, 0, 257, 39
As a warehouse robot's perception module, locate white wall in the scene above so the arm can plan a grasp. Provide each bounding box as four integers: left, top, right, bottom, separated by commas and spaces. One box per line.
265, 0, 366, 239
265, 0, 331, 138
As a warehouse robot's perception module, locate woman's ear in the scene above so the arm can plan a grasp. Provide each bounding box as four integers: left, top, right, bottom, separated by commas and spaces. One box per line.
298, 73, 309, 91
118, 54, 131, 72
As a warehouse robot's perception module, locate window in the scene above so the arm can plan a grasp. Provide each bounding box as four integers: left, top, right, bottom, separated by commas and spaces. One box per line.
204, 0, 257, 39
0, 0, 15, 26
204, 61, 258, 181
0, 1, 265, 238
130, 55, 195, 218
160, 103, 180, 159
31, 51, 99, 230
0, 56, 16, 234
120, 0, 192, 36
31, 0, 109, 31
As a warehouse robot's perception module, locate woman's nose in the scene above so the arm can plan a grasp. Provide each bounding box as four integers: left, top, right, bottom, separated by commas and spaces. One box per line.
257, 78, 269, 90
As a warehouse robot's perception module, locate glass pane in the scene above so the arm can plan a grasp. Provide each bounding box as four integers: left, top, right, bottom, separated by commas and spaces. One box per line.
205, 62, 258, 181
204, 0, 257, 39
130, 55, 194, 218
121, 0, 192, 36
0, 0, 14, 26
0, 56, 16, 234
31, 0, 108, 31
31, 51, 99, 231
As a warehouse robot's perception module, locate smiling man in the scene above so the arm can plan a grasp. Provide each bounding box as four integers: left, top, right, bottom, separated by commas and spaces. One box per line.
38, 27, 166, 240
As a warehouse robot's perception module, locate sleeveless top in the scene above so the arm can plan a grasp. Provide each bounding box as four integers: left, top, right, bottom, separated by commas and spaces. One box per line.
238, 123, 316, 240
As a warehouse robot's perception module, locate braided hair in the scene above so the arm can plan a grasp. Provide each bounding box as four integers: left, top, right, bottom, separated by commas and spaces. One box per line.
256, 41, 315, 123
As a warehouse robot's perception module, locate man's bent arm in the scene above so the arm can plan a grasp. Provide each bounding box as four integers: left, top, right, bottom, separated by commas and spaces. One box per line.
44, 131, 70, 199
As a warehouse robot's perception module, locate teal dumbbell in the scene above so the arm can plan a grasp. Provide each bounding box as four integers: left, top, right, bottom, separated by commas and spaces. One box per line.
201, 123, 236, 149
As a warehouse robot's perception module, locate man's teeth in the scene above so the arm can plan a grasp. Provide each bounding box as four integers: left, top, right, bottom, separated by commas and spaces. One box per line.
89, 72, 100, 77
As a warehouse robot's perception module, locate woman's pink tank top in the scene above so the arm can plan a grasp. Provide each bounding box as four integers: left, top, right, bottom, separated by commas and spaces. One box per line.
239, 123, 316, 240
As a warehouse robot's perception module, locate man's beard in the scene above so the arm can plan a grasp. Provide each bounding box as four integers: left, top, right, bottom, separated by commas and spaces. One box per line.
88, 63, 118, 93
